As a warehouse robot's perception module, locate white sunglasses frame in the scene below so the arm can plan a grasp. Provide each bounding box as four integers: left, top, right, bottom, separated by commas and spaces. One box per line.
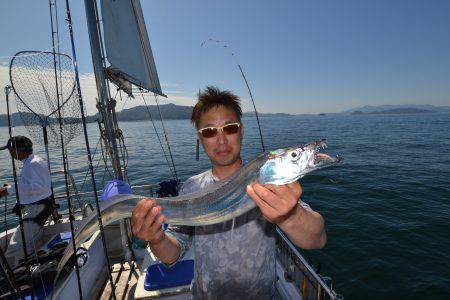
197, 122, 241, 138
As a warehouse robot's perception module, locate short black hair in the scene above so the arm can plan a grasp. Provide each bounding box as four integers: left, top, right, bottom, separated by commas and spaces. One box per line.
191, 86, 242, 128
0, 136, 33, 153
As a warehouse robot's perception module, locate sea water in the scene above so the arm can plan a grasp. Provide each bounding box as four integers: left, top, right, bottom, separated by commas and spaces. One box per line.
1, 113, 449, 299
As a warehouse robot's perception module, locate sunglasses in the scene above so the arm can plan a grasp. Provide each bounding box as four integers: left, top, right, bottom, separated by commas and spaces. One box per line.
198, 122, 241, 138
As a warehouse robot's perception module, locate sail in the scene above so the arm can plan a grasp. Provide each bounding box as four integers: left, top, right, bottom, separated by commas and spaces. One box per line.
100, 0, 165, 96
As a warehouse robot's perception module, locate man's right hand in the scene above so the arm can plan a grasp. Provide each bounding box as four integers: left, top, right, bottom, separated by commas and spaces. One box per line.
131, 198, 166, 245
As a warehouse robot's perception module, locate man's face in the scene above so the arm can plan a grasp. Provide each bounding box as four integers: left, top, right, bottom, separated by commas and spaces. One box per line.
197, 106, 243, 168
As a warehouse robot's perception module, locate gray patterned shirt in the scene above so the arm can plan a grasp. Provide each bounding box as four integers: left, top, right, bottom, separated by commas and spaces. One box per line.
166, 168, 311, 300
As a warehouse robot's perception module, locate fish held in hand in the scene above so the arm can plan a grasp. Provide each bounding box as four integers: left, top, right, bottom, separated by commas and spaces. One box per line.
54, 139, 342, 284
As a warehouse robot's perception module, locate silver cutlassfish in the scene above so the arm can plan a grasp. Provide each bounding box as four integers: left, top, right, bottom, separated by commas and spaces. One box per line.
54, 139, 342, 283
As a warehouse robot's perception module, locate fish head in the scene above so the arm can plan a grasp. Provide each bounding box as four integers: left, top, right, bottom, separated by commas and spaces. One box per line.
258, 139, 337, 185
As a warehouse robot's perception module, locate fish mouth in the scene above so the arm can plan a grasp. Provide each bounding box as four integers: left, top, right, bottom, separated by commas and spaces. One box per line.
305, 139, 327, 152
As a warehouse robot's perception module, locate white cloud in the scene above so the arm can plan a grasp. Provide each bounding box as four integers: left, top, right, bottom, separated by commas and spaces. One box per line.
1, 64, 200, 116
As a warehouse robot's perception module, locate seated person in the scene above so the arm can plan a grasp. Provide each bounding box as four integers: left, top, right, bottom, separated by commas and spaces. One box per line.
0, 136, 53, 266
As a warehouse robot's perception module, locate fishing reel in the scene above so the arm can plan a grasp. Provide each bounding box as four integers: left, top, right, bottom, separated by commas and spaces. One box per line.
75, 247, 89, 268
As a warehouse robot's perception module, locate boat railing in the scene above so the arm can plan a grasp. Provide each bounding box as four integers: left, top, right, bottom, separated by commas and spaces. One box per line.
276, 227, 343, 300
52, 183, 343, 300
52, 183, 162, 202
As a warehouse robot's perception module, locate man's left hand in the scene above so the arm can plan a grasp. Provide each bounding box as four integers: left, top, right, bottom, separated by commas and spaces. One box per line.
246, 181, 302, 225
0, 187, 8, 198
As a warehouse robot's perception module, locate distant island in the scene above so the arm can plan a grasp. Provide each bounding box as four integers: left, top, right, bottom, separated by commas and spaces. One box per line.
350, 108, 434, 115
0, 103, 294, 127
344, 104, 450, 115
243, 112, 293, 118
1, 103, 448, 127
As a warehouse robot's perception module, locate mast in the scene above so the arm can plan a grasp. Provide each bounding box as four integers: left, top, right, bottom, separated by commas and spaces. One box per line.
83, 0, 121, 296
83, 0, 123, 180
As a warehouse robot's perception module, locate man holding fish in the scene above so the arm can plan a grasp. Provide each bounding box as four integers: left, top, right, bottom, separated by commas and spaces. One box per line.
132, 86, 327, 299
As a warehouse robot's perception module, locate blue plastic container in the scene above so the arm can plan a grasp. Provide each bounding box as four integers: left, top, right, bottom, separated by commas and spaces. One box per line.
101, 179, 132, 201
47, 231, 72, 250
144, 260, 194, 291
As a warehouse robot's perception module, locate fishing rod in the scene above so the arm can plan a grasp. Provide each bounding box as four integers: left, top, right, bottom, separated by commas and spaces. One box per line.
67, 0, 116, 296
201, 39, 266, 152
0, 246, 22, 299
48, 0, 83, 297
4, 85, 29, 300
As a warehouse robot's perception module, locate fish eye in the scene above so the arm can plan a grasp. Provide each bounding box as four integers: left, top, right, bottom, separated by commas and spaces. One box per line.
290, 150, 300, 160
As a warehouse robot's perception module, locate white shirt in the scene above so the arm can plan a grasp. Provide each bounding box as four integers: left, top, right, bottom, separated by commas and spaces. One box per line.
7, 154, 52, 205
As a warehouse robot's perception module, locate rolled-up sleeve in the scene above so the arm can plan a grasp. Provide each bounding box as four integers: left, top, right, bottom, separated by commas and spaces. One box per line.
165, 225, 193, 262
164, 181, 194, 264
299, 198, 313, 212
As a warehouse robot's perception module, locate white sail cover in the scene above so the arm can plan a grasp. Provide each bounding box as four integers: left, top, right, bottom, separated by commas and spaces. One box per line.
100, 0, 164, 96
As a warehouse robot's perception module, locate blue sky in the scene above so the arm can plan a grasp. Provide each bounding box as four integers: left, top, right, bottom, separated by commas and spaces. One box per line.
1, 0, 449, 114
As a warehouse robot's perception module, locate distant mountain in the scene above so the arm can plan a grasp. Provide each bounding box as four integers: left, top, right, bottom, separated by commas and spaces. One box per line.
0, 104, 192, 127
0, 112, 98, 127
243, 112, 293, 118
342, 104, 450, 114
1, 103, 294, 127
117, 103, 193, 121
370, 108, 434, 114
350, 110, 365, 115
0, 113, 24, 127
3, 103, 447, 127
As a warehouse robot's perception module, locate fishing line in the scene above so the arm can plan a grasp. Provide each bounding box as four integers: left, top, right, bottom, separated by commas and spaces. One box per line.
201, 39, 266, 152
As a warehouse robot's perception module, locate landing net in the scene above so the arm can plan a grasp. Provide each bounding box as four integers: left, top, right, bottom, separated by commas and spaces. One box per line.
9, 51, 82, 147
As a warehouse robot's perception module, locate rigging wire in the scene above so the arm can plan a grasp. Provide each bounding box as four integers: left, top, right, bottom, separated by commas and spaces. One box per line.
78, 137, 102, 192
153, 94, 179, 182
139, 91, 177, 180
201, 39, 266, 152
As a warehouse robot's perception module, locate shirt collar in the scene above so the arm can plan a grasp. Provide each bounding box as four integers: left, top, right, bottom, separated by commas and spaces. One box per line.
23, 153, 34, 164
209, 159, 246, 182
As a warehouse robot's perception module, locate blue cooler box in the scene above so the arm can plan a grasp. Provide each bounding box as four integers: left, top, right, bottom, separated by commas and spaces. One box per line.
144, 260, 194, 291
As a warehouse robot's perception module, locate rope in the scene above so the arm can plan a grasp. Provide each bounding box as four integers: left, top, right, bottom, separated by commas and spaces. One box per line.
115, 90, 129, 181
